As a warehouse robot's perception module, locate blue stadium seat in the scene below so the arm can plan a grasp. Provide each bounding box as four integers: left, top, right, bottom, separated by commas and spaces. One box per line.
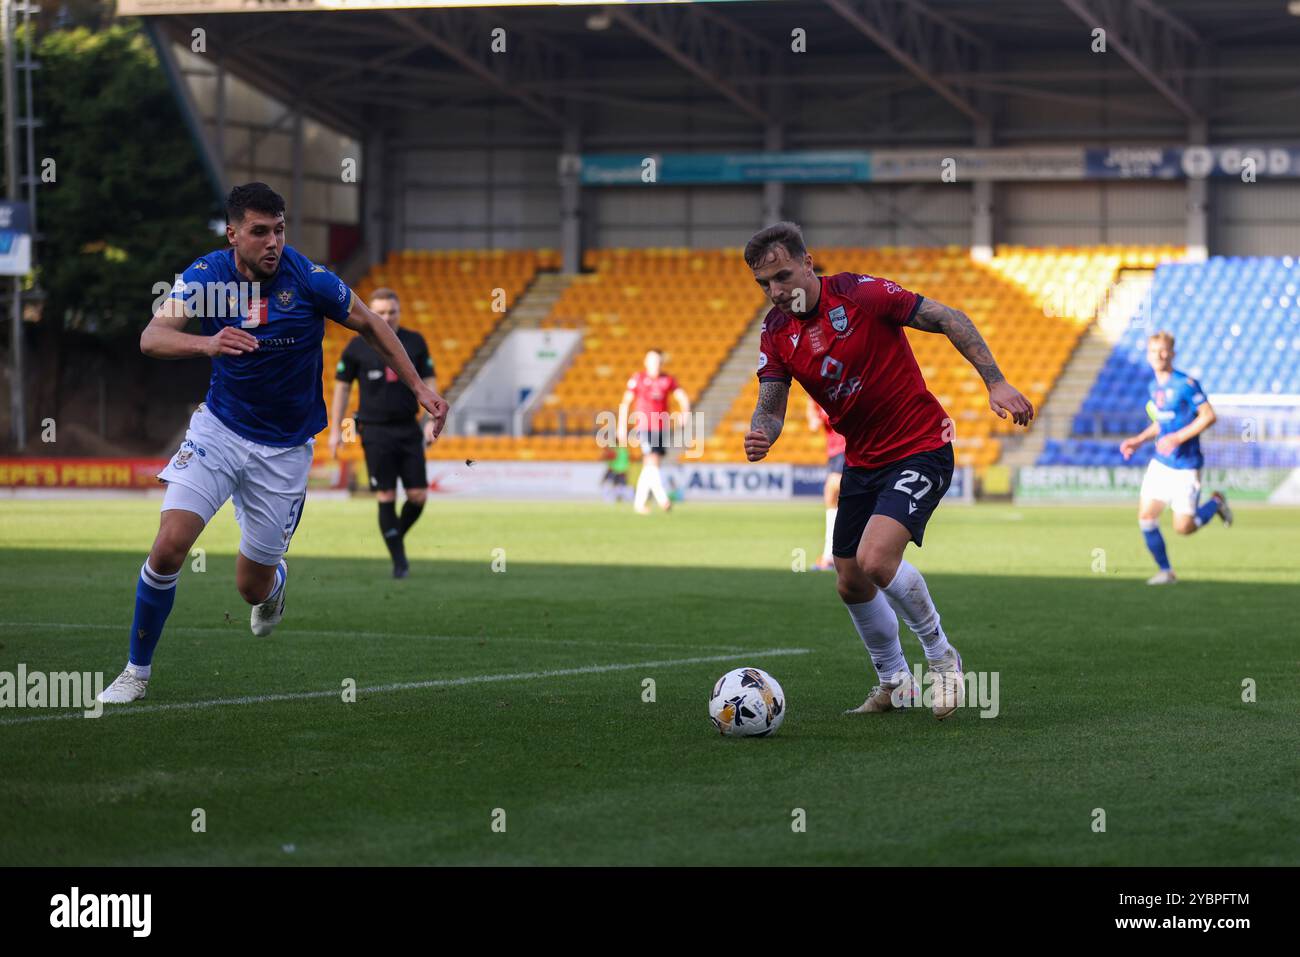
1061, 256, 1300, 465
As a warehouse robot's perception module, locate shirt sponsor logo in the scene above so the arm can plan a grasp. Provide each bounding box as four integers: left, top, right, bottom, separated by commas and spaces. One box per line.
824, 375, 863, 402
336, 282, 348, 303
240, 298, 267, 329
757, 351, 768, 370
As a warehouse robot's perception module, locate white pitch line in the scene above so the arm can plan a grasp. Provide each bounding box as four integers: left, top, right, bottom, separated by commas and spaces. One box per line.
0, 621, 745, 654
0, 648, 811, 727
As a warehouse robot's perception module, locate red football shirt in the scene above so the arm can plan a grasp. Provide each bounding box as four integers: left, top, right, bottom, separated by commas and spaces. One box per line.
626, 371, 679, 425
815, 404, 848, 458
758, 273, 950, 469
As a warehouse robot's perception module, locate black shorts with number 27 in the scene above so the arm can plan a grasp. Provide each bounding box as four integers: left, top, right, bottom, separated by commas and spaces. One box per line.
359, 421, 427, 493
831, 443, 954, 558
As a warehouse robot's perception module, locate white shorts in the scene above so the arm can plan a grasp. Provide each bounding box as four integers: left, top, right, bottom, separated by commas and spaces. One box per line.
1139, 460, 1201, 516
158, 404, 313, 566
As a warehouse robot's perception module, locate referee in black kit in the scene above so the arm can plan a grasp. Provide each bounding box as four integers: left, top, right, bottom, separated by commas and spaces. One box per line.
329, 288, 438, 578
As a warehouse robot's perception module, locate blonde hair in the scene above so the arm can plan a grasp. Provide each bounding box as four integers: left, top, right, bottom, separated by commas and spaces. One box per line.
1148, 330, 1175, 349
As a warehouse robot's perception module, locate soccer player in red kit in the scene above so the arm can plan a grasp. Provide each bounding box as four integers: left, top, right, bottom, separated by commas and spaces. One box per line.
743, 223, 1034, 719
806, 399, 846, 571
618, 348, 691, 514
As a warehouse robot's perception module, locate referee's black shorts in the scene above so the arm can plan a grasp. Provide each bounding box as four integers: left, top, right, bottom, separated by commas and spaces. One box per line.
357, 421, 427, 493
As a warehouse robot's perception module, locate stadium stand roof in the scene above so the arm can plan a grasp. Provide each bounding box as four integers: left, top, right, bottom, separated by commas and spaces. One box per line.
122, 0, 1300, 145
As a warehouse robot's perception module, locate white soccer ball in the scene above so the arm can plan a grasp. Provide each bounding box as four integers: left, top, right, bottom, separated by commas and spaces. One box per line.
708, 667, 786, 737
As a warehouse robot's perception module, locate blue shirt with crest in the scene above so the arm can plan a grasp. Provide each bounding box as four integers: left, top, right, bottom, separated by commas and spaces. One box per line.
168, 245, 353, 447
1146, 369, 1207, 470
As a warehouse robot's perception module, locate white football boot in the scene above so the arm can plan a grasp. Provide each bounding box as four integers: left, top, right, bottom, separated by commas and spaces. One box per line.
845, 672, 918, 714
928, 647, 965, 721
250, 559, 288, 638
1146, 569, 1177, 585
98, 669, 149, 704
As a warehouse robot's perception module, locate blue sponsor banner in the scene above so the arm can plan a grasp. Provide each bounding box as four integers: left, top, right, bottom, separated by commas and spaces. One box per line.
1085, 146, 1300, 179
1084, 147, 1183, 180
579, 152, 872, 186
580, 146, 1300, 185
792, 465, 827, 497
0, 201, 31, 276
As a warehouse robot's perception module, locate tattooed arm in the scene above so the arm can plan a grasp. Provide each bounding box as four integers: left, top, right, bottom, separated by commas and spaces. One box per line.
906, 297, 1036, 427
745, 379, 790, 461
908, 297, 1005, 385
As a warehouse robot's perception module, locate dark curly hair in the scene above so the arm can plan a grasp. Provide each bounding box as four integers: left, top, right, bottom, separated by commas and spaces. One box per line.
226, 182, 286, 225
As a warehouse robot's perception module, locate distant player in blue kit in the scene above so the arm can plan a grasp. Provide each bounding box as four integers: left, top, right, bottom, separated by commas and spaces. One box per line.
98, 183, 448, 703
1119, 330, 1232, 585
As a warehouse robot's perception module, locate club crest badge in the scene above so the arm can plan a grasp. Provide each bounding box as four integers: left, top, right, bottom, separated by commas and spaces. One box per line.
276, 289, 294, 308
174, 449, 193, 470
829, 305, 848, 333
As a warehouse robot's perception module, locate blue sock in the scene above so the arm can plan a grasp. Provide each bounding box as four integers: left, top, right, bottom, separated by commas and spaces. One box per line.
1194, 499, 1219, 527
129, 561, 179, 668
1140, 522, 1170, 571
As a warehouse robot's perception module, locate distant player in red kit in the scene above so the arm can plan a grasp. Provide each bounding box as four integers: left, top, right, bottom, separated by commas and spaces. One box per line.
743, 223, 1033, 719
618, 348, 691, 514
806, 398, 845, 571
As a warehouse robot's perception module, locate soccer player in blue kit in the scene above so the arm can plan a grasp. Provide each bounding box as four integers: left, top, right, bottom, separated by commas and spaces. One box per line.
98, 183, 448, 703
1119, 330, 1232, 585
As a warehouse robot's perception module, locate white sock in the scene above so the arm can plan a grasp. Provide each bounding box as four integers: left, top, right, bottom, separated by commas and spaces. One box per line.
141, 561, 180, 591
823, 507, 837, 559
845, 591, 910, 685
881, 559, 952, 661
644, 462, 669, 507
261, 563, 285, 604
125, 662, 151, 680
634, 468, 651, 509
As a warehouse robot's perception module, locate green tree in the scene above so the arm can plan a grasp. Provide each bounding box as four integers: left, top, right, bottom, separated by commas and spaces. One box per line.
38, 22, 219, 334
30, 21, 219, 420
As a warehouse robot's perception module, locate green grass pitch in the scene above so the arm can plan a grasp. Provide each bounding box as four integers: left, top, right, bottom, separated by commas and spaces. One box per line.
1, 497, 1296, 866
